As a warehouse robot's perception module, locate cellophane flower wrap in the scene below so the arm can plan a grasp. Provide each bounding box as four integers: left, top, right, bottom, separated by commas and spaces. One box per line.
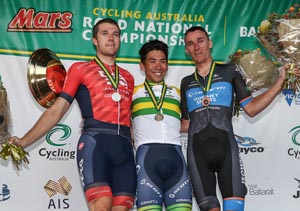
229, 49, 278, 116
257, 4, 300, 93
0, 75, 29, 170
230, 49, 279, 92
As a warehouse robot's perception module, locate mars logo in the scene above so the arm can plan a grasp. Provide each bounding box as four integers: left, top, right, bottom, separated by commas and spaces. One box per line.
7, 8, 72, 32
44, 176, 72, 209
235, 135, 264, 154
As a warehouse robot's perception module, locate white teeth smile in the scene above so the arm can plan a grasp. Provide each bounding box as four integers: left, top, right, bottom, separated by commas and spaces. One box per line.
154, 72, 163, 76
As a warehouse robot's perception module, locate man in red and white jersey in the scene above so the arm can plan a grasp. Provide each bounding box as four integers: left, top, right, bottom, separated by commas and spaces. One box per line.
9, 18, 136, 211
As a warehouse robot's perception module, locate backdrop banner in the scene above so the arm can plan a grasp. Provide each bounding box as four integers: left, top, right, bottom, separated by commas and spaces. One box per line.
0, 1, 300, 211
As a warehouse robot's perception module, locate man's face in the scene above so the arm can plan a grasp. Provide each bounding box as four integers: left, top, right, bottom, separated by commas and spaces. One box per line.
184, 30, 212, 64
92, 22, 120, 57
140, 50, 168, 83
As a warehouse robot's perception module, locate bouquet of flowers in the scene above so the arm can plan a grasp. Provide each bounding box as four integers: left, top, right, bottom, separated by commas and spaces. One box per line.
0, 75, 29, 170
257, 4, 300, 93
230, 48, 279, 92
229, 49, 279, 116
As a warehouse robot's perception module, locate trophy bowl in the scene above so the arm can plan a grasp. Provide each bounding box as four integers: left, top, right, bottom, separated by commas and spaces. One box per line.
27, 48, 66, 108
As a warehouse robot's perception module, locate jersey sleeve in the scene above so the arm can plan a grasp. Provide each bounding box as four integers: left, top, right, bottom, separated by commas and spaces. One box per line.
60, 62, 84, 103
232, 65, 252, 107
180, 77, 189, 120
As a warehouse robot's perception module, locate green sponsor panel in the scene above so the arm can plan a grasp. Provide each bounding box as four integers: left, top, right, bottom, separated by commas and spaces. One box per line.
0, 0, 298, 64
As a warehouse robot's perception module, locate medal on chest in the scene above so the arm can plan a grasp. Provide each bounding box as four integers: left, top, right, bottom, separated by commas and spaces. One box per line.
144, 80, 167, 121
95, 56, 121, 102
194, 61, 215, 107
111, 92, 121, 102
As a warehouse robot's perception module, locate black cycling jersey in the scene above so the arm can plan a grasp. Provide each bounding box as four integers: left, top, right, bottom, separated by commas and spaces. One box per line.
180, 62, 251, 211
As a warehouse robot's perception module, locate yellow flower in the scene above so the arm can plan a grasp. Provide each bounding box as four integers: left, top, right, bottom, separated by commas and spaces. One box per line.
258, 20, 271, 34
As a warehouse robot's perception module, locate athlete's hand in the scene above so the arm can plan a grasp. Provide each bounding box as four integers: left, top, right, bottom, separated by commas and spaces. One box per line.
8, 136, 24, 148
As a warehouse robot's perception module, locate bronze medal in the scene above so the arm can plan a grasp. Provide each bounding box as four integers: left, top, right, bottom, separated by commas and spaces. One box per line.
154, 113, 164, 121
202, 96, 211, 106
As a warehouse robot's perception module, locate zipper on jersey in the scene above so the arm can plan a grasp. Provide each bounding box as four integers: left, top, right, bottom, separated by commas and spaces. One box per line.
117, 89, 120, 135
202, 76, 210, 123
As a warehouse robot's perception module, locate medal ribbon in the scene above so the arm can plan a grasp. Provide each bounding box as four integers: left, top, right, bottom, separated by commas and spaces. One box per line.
144, 80, 167, 112
95, 56, 119, 90
194, 61, 216, 94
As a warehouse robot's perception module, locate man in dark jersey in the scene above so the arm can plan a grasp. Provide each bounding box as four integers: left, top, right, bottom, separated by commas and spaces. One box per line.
180, 26, 288, 211
8, 18, 136, 211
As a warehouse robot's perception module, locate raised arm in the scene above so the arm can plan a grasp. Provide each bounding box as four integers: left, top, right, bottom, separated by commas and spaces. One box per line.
242, 65, 288, 117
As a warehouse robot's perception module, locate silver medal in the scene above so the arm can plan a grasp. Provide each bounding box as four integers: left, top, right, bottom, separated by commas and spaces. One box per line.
112, 92, 121, 102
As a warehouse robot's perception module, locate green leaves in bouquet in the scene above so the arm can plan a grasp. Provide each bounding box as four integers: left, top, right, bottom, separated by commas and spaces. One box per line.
0, 143, 29, 170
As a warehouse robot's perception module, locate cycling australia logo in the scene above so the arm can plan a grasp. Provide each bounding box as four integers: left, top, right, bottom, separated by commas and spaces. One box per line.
287, 126, 300, 160
39, 124, 75, 161
235, 135, 264, 154
44, 176, 72, 209
0, 184, 10, 202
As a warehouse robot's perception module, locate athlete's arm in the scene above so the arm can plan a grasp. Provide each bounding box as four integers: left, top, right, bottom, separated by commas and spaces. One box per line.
8, 97, 71, 148
181, 118, 190, 133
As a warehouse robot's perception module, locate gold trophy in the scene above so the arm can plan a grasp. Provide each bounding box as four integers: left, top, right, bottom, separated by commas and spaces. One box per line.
27, 48, 66, 108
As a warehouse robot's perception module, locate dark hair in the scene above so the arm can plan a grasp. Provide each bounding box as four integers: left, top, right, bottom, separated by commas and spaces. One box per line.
139, 39, 169, 63
184, 26, 209, 40
92, 18, 120, 38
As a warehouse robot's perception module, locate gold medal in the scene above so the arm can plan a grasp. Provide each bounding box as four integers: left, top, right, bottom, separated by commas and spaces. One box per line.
112, 92, 121, 102
155, 113, 164, 121
202, 96, 211, 106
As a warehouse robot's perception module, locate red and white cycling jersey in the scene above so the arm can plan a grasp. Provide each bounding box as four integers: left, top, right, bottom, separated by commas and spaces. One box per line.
61, 59, 134, 127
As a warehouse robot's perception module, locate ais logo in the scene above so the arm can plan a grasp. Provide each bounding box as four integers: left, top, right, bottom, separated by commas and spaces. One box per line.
44, 176, 72, 209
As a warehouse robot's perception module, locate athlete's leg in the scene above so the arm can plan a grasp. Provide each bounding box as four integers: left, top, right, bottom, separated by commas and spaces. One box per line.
164, 145, 192, 211
112, 205, 131, 211
77, 132, 135, 211
110, 135, 136, 210
136, 144, 164, 211
187, 127, 222, 211
217, 132, 246, 211
208, 208, 220, 211
89, 197, 113, 211
223, 197, 244, 211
